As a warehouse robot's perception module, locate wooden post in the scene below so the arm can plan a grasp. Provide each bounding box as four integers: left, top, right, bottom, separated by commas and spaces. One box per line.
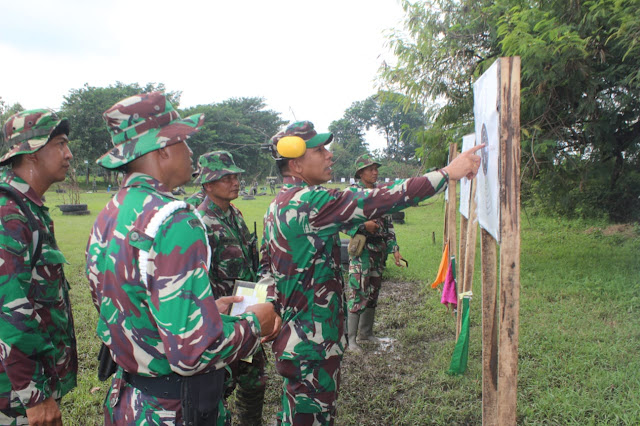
446, 144, 458, 258
447, 143, 458, 260
497, 56, 521, 425
446, 144, 459, 334
443, 202, 449, 249
481, 228, 499, 425
461, 179, 478, 295
458, 214, 468, 298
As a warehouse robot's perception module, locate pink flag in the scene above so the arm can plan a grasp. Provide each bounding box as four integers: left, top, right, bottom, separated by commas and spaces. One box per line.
441, 260, 457, 307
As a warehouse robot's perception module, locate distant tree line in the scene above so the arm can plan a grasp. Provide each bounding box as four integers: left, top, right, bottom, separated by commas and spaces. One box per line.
2, 85, 426, 187
1, 85, 287, 186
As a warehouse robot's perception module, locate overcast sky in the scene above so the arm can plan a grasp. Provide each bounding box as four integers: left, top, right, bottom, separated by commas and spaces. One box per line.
0, 0, 406, 151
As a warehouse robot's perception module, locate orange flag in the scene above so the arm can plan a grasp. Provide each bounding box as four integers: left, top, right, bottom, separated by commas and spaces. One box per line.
431, 242, 450, 288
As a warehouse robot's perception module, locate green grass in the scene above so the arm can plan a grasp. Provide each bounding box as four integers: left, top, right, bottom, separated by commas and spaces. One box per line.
44, 186, 640, 425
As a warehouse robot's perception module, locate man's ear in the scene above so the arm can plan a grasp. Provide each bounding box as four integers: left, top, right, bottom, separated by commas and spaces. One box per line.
289, 158, 303, 174
202, 181, 213, 192
156, 147, 170, 160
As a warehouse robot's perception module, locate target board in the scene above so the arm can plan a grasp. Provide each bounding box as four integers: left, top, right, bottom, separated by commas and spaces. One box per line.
473, 60, 501, 242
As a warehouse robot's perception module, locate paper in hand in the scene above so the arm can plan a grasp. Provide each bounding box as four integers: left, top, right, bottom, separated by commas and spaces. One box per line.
230, 280, 269, 317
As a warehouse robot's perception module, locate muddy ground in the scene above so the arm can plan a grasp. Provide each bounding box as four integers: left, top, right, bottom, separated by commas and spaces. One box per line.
228, 279, 471, 425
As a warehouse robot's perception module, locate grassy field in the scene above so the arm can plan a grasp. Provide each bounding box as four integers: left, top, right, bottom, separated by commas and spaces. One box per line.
44, 186, 640, 425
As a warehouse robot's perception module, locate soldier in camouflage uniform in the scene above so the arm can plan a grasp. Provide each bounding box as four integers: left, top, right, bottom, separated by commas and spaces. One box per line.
260, 121, 484, 425
346, 154, 405, 352
194, 151, 266, 425
85, 92, 279, 425
0, 109, 77, 425
185, 187, 206, 208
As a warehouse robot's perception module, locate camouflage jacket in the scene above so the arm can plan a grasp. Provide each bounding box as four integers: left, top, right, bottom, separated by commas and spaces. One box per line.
185, 187, 206, 208
260, 172, 446, 362
86, 173, 261, 377
198, 199, 256, 299
0, 170, 77, 410
346, 181, 398, 254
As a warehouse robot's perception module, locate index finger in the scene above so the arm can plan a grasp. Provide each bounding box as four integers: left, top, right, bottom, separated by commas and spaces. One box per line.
466, 143, 486, 154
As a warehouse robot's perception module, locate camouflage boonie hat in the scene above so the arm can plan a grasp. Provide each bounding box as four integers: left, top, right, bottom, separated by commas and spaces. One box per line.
0, 109, 69, 166
192, 150, 245, 184
354, 153, 381, 178
96, 92, 204, 169
268, 120, 333, 159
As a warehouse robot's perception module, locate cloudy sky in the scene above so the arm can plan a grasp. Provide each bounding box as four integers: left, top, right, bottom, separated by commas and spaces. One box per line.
0, 0, 406, 150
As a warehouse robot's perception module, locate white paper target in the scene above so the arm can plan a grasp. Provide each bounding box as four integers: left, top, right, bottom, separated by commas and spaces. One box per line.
473, 60, 501, 242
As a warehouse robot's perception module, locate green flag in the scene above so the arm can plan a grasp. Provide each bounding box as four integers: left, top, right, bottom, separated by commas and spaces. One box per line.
447, 297, 470, 375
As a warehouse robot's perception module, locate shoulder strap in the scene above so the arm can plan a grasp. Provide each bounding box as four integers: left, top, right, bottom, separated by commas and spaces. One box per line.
0, 185, 43, 270
138, 200, 211, 286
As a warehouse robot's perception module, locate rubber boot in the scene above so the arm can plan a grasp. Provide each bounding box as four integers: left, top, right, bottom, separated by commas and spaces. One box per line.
235, 382, 265, 426
358, 307, 381, 343
347, 312, 363, 353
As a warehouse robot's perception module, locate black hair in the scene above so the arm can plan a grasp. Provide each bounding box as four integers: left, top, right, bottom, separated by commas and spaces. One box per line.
276, 158, 291, 176
48, 119, 70, 141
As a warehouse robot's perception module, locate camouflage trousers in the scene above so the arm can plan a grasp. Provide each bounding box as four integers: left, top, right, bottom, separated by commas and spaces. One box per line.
275, 356, 342, 426
104, 371, 229, 425
225, 347, 267, 425
347, 248, 387, 313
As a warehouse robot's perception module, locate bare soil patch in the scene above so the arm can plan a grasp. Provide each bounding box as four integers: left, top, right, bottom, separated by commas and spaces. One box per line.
585, 223, 638, 237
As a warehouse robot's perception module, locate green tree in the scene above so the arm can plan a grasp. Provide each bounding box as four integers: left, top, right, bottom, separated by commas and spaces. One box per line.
61, 82, 179, 185
373, 92, 426, 163
381, 0, 640, 221
329, 117, 369, 181
329, 93, 427, 180
182, 98, 285, 181
0, 96, 24, 125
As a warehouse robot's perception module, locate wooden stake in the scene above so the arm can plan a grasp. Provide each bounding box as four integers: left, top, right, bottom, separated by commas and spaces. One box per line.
497, 56, 521, 426
446, 144, 459, 335
461, 178, 478, 296
443, 197, 449, 250
446, 144, 458, 260
458, 214, 468, 297
481, 228, 498, 425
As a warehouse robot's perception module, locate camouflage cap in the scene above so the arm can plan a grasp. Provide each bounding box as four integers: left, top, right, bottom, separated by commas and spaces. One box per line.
96, 92, 204, 169
192, 150, 245, 184
0, 109, 70, 166
268, 120, 333, 159
354, 153, 381, 178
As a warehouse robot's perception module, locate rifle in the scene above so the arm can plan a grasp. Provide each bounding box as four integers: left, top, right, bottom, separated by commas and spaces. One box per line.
250, 222, 259, 274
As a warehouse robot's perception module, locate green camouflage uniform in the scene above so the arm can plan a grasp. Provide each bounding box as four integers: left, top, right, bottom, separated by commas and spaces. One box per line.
0, 109, 77, 424
195, 151, 266, 425
346, 154, 399, 314
86, 93, 262, 425
185, 188, 206, 208
346, 180, 399, 313
260, 121, 448, 425
199, 200, 256, 297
